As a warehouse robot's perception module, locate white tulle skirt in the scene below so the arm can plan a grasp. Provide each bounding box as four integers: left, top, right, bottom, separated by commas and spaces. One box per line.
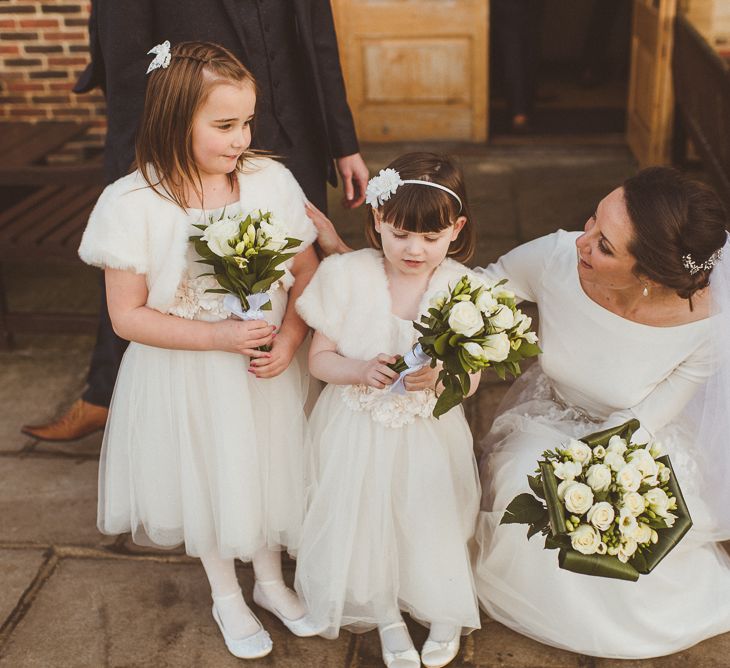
294, 384, 482, 638
97, 340, 309, 560
475, 366, 730, 659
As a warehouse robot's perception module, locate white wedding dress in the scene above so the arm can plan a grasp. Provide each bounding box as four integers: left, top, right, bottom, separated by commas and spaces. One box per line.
473, 230, 730, 659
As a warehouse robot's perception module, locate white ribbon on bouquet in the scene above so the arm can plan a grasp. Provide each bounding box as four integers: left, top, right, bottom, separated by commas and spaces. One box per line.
224, 293, 271, 321
389, 343, 431, 395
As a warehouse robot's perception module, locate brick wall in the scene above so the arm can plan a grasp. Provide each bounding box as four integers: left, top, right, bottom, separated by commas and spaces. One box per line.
0, 0, 106, 161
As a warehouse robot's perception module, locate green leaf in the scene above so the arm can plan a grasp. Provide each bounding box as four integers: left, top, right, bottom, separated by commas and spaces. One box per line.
500, 493, 547, 525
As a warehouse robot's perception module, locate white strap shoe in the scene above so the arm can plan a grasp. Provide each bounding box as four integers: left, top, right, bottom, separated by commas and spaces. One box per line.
378, 621, 421, 668
253, 579, 326, 637
421, 628, 460, 668
211, 592, 273, 660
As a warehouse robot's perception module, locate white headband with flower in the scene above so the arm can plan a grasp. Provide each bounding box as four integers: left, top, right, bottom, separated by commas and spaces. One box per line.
365, 168, 463, 212
146, 40, 172, 74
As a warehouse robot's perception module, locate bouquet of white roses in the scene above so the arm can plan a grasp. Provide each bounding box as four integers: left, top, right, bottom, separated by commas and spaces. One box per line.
501, 419, 693, 581
389, 274, 540, 418
190, 209, 301, 322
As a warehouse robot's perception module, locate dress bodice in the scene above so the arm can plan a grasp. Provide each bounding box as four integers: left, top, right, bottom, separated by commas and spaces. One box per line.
475, 231, 715, 430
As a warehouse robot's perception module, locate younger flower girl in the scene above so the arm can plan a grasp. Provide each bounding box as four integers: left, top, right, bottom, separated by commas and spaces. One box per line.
295, 153, 482, 668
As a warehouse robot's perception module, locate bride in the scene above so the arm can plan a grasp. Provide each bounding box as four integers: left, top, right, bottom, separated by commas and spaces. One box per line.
307, 165, 730, 659
472, 166, 730, 659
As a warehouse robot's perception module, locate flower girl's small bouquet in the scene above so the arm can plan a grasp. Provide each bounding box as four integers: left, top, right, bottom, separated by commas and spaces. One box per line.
500, 419, 693, 581
190, 209, 301, 323
389, 274, 540, 418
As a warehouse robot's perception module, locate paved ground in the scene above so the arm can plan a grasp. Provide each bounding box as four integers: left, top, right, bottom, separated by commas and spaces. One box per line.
2, 143, 729, 667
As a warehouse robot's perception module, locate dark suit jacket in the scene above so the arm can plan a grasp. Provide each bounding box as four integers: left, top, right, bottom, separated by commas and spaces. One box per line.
75, 0, 359, 184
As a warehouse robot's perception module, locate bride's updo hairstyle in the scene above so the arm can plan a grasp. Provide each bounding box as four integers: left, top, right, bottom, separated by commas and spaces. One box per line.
623, 166, 728, 301
136, 41, 257, 209
365, 152, 476, 262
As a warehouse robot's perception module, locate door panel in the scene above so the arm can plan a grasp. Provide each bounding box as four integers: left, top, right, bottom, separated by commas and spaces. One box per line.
332, 0, 488, 142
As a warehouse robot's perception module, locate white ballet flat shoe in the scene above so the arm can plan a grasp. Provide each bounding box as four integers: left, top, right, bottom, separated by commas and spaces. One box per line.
421, 630, 460, 668
211, 600, 273, 660
378, 621, 421, 668
253, 579, 326, 637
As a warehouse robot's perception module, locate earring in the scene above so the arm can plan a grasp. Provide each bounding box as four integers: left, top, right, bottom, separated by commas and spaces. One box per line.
641, 282, 649, 298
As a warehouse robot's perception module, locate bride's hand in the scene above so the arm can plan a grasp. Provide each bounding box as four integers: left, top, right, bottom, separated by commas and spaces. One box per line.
404, 363, 441, 392
305, 201, 352, 257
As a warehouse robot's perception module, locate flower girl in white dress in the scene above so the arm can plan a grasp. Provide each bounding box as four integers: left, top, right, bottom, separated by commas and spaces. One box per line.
78, 42, 321, 659
295, 153, 482, 668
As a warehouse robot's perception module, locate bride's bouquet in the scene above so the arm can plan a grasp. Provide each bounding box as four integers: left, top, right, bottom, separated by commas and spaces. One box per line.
190, 209, 301, 323
501, 419, 693, 581
389, 274, 540, 418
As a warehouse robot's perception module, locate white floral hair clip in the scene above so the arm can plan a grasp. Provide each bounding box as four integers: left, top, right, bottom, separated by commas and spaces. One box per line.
682, 248, 723, 275
146, 40, 172, 75
365, 168, 462, 212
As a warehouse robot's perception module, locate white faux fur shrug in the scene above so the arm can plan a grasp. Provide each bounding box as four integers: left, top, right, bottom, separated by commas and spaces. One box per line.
296, 248, 481, 361
78, 157, 317, 313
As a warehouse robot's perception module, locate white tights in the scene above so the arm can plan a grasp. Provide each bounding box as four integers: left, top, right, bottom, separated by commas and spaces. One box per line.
200, 547, 305, 639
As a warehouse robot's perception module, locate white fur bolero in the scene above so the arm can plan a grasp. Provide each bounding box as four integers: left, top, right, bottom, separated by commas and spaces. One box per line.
78, 157, 317, 313
296, 248, 481, 361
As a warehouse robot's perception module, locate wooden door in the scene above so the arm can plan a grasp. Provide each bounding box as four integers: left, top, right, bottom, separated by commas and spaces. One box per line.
331, 0, 489, 142
626, 0, 678, 166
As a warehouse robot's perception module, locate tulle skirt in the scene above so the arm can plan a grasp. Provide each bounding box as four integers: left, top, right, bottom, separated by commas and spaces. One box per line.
475, 366, 730, 659
294, 385, 482, 638
97, 341, 309, 560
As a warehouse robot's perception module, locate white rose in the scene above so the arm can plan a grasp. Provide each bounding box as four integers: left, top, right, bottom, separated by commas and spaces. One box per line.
635, 522, 653, 544
592, 445, 606, 459
616, 464, 642, 492
448, 301, 483, 337
490, 304, 515, 331
627, 449, 659, 480
650, 440, 664, 458
462, 341, 489, 364
622, 491, 645, 517
585, 463, 612, 492
429, 290, 449, 310
604, 451, 626, 472
618, 538, 638, 563
570, 524, 602, 555
565, 439, 592, 464
258, 219, 288, 251
563, 482, 594, 515
587, 501, 615, 531
202, 218, 240, 256
552, 460, 582, 481
644, 488, 670, 517
482, 333, 511, 362
606, 435, 628, 455
557, 479, 572, 501
475, 290, 498, 315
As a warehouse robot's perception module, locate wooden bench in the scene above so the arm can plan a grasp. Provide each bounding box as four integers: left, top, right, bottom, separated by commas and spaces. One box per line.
0, 122, 105, 346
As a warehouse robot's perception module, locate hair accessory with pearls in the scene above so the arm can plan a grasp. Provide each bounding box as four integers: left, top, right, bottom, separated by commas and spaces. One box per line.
682, 248, 723, 275
146, 40, 172, 75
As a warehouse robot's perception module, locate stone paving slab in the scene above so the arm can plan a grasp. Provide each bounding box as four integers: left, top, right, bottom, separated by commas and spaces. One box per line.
0, 549, 47, 626
0, 343, 91, 453
0, 558, 352, 668
0, 458, 104, 547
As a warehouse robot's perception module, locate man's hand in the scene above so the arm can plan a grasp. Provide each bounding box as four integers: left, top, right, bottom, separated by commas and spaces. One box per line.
335, 152, 369, 208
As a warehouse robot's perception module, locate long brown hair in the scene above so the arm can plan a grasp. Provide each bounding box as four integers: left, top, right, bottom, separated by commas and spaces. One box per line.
365, 152, 476, 262
135, 41, 257, 209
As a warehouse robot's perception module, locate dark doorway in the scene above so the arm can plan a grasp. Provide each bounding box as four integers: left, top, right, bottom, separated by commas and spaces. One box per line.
490, 0, 632, 137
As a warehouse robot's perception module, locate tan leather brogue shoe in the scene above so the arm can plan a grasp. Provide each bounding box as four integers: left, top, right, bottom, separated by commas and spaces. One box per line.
21, 399, 108, 442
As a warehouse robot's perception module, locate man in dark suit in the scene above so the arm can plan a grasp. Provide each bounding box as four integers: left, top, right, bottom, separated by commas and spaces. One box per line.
22, 0, 368, 441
